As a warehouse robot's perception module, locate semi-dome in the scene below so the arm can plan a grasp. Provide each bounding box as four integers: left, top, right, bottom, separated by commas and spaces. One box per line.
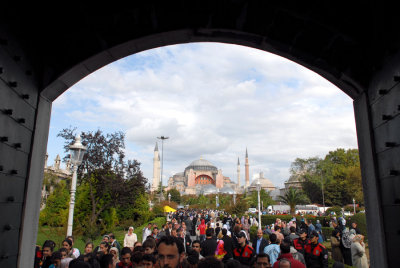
220, 185, 236, 195
250, 178, 275, 189
201, 184, 218, 195
184, 158, 218, 173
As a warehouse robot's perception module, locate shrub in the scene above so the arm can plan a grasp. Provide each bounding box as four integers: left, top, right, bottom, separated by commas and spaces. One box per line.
347, 212, 367, 239
321, 227, 334, 241
249, 225, 258, 241
325, 206, 342, 216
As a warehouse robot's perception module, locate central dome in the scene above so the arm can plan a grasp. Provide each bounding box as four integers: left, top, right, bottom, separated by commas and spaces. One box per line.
185, 158, 218, 173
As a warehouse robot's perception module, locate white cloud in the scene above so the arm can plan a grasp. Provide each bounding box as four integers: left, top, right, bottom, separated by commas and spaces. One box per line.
49, 43, 357, 188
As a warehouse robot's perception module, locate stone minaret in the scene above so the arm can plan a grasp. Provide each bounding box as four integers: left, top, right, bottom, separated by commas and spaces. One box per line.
237, 157, 241, 188
54, 154, 61, 170
152, 142, 161, 192
245, 148, 250, 188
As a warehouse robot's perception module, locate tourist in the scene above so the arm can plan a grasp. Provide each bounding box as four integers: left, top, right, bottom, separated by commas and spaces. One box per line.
198, 219, 206, 242
66, 236, 80, 259
124, 226, 137, 251
331, 229, 343, 263
142, 254, 157, 268
221, 228, 234, 262
272, 238, 305, 268
143, 223, 153, 242
351, 235, 368, 268
157, 235, 186, 268
191, 240, 204, 259
99, 241, 110, 254
187, 249, 200, 268
143, 238, 157, 254
110, 247, 120, 267
263, 233, 280, 266
254, 253, 272, 268
49, 251, 62, 268
201, 228, 217, 257
116, 247, 133, 268
350, 222, 361, 235
40, 240, 55, 268
84, 242, 94, 255
109, 233, 121, 253
273, 226, 284, 242
252, 229, 269, 255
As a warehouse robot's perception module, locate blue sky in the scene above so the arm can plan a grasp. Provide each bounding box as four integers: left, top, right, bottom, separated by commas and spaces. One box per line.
47, 42, 357, 188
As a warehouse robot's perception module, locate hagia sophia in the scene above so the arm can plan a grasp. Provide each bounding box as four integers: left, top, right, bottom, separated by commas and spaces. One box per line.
150, 143, 283, 195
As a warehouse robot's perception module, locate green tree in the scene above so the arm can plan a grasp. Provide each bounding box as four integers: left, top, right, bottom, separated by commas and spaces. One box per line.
247, 189, 275, 209
293, 148, 363, 207
58, 128, 147, 236
39, 180, 70, 226
166, 189, 181, 204
277, 188, 309, 215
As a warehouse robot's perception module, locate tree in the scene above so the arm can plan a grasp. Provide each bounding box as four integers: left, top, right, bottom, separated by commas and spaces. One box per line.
293, 148, 363, 207
166, 189, 181, 204
246, 189, 275, 209
277, 188, 309, 215
39, 180, 70, 226
57, 127, 148, 236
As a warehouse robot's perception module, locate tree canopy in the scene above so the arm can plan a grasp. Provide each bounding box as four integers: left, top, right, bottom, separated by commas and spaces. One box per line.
290, 148, 363, 207
57, 127, 148, 238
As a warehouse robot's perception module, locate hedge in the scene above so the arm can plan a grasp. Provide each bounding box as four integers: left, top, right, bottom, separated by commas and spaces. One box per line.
260, 215, 332, 227
346, 212, 367, 239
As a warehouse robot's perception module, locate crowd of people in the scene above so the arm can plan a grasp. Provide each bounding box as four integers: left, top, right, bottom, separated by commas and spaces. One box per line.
34, 209, 368, 268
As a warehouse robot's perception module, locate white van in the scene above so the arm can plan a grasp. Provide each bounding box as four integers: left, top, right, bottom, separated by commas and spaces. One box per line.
248, 208, 257, 213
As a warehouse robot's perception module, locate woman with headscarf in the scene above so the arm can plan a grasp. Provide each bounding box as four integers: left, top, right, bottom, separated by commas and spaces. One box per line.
124, 226, 137, 251
331, 229, 343, 263
351, 235, 368, 268
110, 247, 120, 267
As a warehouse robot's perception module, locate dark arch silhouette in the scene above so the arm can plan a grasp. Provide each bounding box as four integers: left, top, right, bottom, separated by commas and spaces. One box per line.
0, 2, 399, 267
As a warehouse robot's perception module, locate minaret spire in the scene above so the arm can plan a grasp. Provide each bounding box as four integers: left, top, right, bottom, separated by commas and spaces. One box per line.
237, 157, 241, 188
154, 142, 159, 151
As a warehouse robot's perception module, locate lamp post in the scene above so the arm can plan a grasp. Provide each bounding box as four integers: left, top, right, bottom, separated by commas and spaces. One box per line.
168, 193, 171, 204
66, 135, 87, 236
257, 178, 261, 230
157, 136, 169, 202
216, 189, 219, 208
353, 198, 356, 214
320, 170, 326, 214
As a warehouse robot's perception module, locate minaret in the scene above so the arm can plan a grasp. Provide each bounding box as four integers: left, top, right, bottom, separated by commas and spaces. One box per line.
152, 142, 161, 192
245, 148, 250, 188
54, 155, 61, 170
237, 157, 241, 188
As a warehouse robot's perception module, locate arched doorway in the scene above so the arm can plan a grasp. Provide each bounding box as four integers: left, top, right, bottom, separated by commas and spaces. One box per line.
0, 2, 398, 267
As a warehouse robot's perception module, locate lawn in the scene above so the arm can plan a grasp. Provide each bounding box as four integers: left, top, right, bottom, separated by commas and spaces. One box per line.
36, 217, 166, 252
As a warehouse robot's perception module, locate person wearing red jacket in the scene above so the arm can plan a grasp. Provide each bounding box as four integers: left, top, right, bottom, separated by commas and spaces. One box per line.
273, 239, 305, 268
197, 219, 206, 242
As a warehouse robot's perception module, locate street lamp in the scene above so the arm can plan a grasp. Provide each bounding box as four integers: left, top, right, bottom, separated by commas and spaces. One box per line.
168, 192, 171, 204
320, 170, 326, 214
216, 189, 219, 208
353, 198, 356, 214
157, 136, 169, 202
257, 178, 261, 230
67, 134, 87, 236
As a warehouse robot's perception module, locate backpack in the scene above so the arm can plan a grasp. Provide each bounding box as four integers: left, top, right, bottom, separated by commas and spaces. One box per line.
341, 229, 352, 248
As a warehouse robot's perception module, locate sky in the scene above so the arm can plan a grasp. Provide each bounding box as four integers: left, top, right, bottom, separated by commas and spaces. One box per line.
47, 42, 358, 188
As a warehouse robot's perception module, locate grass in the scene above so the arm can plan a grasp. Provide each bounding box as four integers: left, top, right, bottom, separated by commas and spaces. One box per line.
36, 217, 166, 252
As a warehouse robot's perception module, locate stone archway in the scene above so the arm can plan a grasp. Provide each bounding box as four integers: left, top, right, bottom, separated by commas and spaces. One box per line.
0, 2, 399, 267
